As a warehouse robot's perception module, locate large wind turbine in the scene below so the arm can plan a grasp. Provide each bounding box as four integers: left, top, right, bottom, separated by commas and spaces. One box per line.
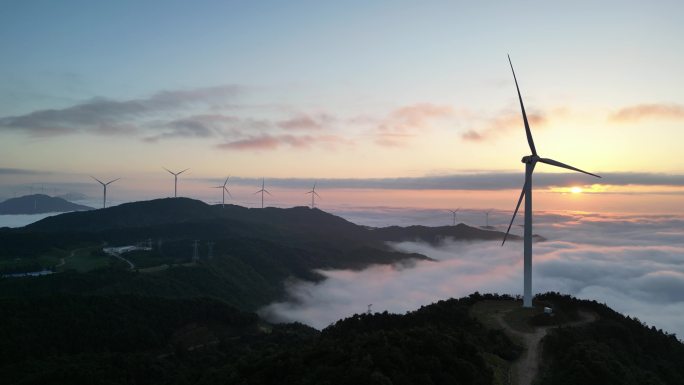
306, 182, 321, 208
254, 178, 271, 208
163, 167, 188, 198
448, 208, 460, 226
212, 176, 232, 208
91, 176, 120, 209
502, 55, 601, 308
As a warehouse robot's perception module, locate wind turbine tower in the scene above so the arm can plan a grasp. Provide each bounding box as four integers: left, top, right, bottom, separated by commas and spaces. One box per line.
502, 55, 600, 308
91, 176, 120, 209
163, 167, 189, 198
306, 182, 321, 208
448, 208, 460, 226
254, 178, 271, 208
212, 176, 232, 208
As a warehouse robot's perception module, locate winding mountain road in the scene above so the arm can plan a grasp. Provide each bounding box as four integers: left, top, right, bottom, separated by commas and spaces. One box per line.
495, 311, 597, 385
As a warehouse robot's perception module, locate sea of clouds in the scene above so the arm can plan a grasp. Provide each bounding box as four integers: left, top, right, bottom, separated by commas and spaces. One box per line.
261, 209, 684, 338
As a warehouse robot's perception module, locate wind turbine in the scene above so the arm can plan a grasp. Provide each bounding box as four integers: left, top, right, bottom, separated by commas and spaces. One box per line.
163, 167, 188, 198
306, 182, 321, 208
254, 178, 271, 208
448, 208, 460, 226
484, 210, 492, 228
91, 176, 120, 209
502, 55, 600, 308
212, 176, 232, 208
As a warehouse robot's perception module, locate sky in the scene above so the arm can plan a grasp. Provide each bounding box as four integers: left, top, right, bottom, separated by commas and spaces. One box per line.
1, 0, 684, 212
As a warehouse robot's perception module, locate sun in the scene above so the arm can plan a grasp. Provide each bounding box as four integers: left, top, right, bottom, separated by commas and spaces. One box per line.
570, 186, 583, 194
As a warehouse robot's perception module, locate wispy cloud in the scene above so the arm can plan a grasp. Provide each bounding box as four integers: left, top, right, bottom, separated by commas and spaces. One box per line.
277, 113, 334, 130
462, 110, 546, 142
143, 114, 268, 142
0, 168, 51, 176
375, 103, 454, 147
217, 134, 348, 151
610, 103, 684, 122
0, 85, 242, 136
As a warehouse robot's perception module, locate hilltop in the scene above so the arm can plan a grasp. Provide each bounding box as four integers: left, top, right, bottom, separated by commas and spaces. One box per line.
0, 198, 517, 310
0, 293, 681, 385
0, 194, 93, 215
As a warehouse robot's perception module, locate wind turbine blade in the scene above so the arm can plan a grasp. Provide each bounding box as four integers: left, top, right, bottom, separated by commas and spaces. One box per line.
223, 177, 230, 187
224, 187, 232, 198
105, 178, 120, 185
538, 158, 601, 178
254, 190, 262, 195
314, 192, 321, 198
162, 167, 174, 175
178, 168, 189, 175
508, 55, 537, 156
264, 189, 272, 196
502, 183, 526, 246
90, 176, 105, 185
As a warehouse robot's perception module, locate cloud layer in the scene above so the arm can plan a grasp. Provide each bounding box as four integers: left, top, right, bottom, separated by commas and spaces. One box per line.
260, 211, 684, 339
221, 172, 684, 191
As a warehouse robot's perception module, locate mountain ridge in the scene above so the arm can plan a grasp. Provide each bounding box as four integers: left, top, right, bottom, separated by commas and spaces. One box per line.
0, 194, 93, 215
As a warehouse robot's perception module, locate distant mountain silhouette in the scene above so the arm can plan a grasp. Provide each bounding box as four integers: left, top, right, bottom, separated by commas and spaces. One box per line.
372, 223, 510, 245
0, 194, 92, 215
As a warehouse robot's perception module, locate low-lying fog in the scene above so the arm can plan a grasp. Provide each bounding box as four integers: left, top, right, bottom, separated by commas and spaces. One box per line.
261, 209, 684, 338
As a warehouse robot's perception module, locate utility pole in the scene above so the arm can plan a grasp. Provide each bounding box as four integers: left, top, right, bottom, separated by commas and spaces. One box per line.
192, 240, 199, 263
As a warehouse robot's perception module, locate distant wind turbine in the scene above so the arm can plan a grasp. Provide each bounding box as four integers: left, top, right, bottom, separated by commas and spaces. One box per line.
91, 176, 120, 209
254, 178, 271, 208
484, 210, 492, 228
163, 167, 188, 198
502, 55, 601, 308
306, 182, 321, 208
212, 176, 232, 208
448, 208, 460, 226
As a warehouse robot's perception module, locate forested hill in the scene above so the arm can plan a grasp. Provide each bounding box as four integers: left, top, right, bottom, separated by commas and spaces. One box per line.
1, 293, 682, 385
23, 197, 516, 243
1, 198, 516, 311
0, 194, 93, 214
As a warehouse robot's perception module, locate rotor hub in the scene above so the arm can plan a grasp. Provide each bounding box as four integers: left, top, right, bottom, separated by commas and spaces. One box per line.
521, 155, 538, 164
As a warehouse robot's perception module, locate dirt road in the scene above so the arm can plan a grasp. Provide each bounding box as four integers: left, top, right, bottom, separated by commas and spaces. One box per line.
495, 311, 596, 385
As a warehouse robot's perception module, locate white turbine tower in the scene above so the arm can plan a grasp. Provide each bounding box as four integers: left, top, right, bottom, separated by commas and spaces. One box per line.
163, 167, 188, 198
212, 176, 232, 208
306, 182, 321, 208
91, 176, 120, 209
502, 55, 601, 308
448, 208, 460, 226
254, 178, 271, 208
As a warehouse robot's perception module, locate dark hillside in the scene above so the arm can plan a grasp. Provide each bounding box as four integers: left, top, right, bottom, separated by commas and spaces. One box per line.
536, 293, 684, 385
